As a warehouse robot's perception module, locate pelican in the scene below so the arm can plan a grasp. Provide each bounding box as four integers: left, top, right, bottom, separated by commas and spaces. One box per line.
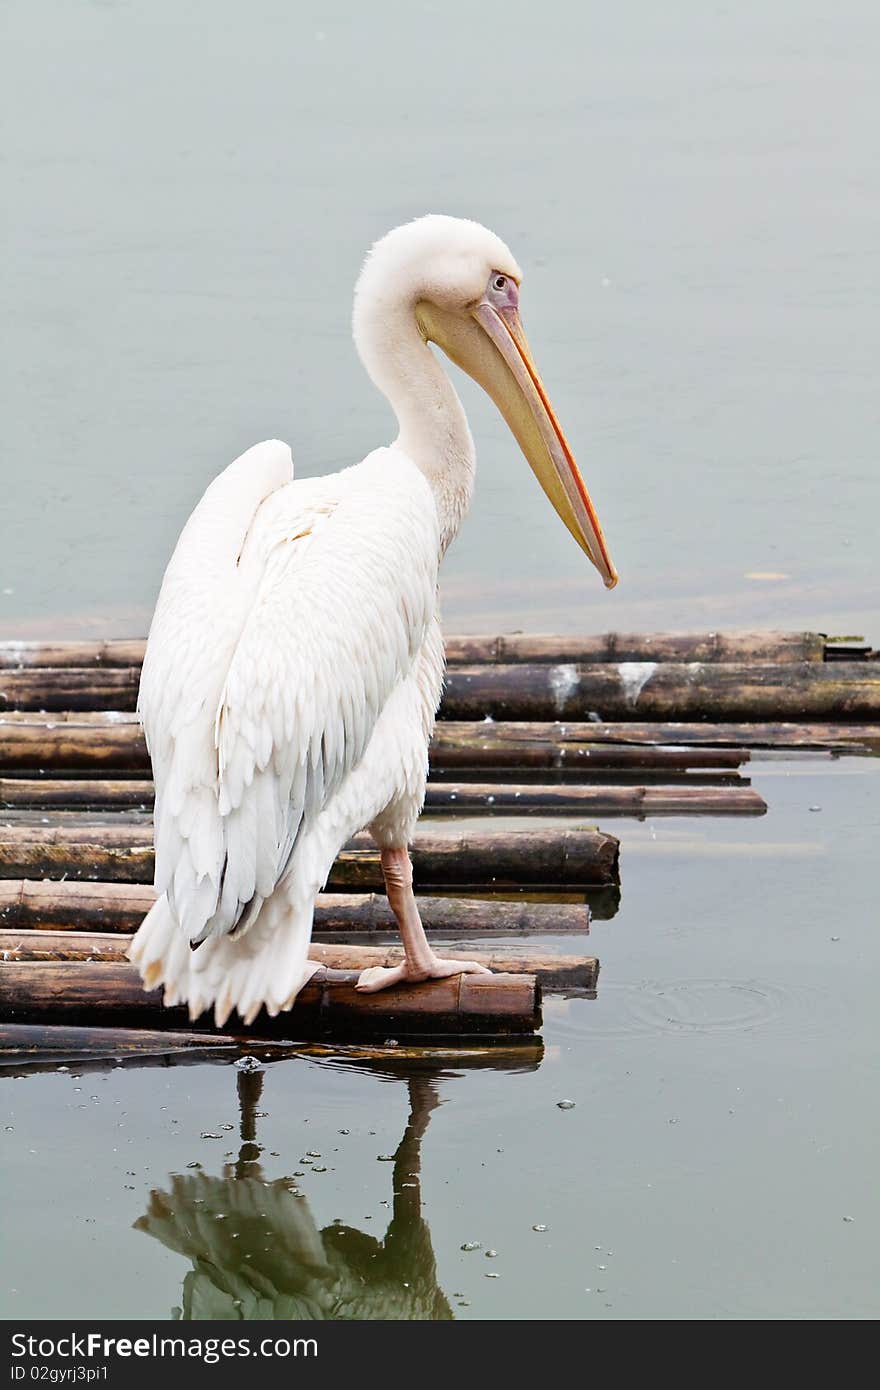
129, 215, 617, 1025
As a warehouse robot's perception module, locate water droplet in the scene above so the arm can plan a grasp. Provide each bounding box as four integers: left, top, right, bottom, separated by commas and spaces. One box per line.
4, 1125, 14, 1133
338, 1128, 350, 1135
200, 1132, 222, 1140
484, 1272, 500, 1279
557, 1099, 576, 1110
843, 1215, 854, 1223
809, 805, 822, 812
377, 1154, 395, 1162
219, 1123, 234, 1131
460, 1241, 482, 1252
234, 1055, 262, 1071
485, 1249, 498, 1258
186, 1161, 201, 1170
532, 1224, 547, 1232
831, 936, 840, 942
312, 1165, 327, 1173
384, 1039, 399, 1047
305, 1150, 321, 1158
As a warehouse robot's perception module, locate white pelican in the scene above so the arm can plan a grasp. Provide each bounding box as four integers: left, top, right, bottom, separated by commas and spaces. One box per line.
129, 215, 617, 1025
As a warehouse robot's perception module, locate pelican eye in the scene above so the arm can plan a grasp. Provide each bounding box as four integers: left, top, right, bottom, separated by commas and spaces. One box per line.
493, 274, 507, 291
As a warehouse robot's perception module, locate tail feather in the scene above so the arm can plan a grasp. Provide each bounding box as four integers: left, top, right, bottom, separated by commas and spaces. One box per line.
128, 886, 316, 1027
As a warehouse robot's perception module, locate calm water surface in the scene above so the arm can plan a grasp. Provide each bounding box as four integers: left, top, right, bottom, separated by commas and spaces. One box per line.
2, 0, 879, 635
4, 756, 879, 1320
1, 0, 878, 1322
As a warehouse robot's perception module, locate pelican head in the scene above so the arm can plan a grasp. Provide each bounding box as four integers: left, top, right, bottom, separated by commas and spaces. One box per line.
354, 214, 618, 588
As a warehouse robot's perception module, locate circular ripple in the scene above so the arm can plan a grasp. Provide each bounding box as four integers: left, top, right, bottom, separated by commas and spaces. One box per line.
550, 978, 824, 1042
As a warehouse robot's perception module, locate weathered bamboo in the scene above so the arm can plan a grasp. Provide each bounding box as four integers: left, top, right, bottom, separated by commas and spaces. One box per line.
0, 714, 763, 773
0, 1023, 544, 1074
428, 783, 765, 814
0, 667, 141, 712
0, 930, 598, 991
1, 779, 154, 809
0, 714, 145, 770
6, 655, 880, 719
0, 641, 146, 669
431, 726, 749, 769
6, 631, 868, 669
0, 775, 761, 815
0, 960, 542, 1037
0, 880, 592, 936
0, 823, 620, 888
444, 631, 832, 664
442, 662, 880, 722
0, 1021, 249, 1061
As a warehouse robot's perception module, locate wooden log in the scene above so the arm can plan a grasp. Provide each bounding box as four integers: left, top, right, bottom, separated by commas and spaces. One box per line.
0, 930, 598, 991
442, 662, 880, 722
3, 711, 874, 774
0, 880, 592, 936
0, 823, 620, 888
444, 631, 830, 664
0, 631, 846, 669
0, 1022, 544, 1074
0, 960, 542, 1037
0, 713, 146, 770
0, 714, 756, 773
0, 667, 140, 713
432, 726, 748, 770
0, 1021, 248, 1060
427, 783, 765, 814
7, 654, 880, 720
0, 774, 760, 815
0, 641, 146, 669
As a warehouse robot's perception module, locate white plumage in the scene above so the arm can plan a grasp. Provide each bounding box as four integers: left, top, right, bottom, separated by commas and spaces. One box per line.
129, 215, 616, 1025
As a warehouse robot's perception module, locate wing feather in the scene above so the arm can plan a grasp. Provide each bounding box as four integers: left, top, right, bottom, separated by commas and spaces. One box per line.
139, 443, 439, 948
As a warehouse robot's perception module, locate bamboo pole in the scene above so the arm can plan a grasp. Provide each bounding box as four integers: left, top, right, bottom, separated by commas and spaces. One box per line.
0, 641, 147, 669
0, 668, 139, 712
431, 726, 749, 769
0, 714, 763, 773
0, 823, 620, 888
0, 960, 542, 1037
0, 714, 145, 770
442, 661, 880, 722
0, 1022, 250, 1062
0, 880, 592, 936
0, 775, 762, 815
0, 930, 598, 991
3, 659, 880, 720
444, 631, 833, 664
0, 1022, 544, 1073
0, 632, 841, 670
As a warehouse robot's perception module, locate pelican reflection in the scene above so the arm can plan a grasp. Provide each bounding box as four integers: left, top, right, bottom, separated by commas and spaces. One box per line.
136, 1049, 539, 1320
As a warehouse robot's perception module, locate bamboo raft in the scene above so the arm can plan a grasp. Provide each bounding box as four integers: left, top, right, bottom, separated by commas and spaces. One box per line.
1, 628, 875, 1047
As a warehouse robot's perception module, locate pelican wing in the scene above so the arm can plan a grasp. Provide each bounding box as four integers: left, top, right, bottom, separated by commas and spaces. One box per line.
139, 442, 439, 946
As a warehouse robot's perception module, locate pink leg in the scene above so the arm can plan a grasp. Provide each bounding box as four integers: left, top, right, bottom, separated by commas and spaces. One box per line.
355, 847, 492, 993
